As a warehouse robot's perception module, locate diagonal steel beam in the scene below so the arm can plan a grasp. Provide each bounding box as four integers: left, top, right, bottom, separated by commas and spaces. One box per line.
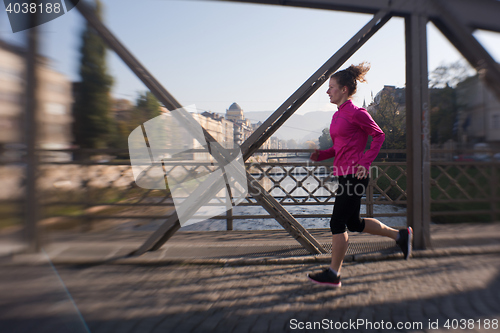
214, 0, 500, 33
430, 0, 500, 102
240, 10, 392, 160
71, 0, 326, 255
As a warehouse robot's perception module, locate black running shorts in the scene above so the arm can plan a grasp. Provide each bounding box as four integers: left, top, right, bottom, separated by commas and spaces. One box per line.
330, 174, 369, 234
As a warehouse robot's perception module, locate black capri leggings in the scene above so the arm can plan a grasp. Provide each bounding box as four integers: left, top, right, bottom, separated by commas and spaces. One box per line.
330, 174, 369, 234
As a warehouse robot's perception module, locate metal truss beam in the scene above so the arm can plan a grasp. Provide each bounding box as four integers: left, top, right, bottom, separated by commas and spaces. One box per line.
71, 0, 326, 256
24, 13, 41, 253
430, 0, 500, 102
405, 13, 431, 250
216, 0, 500, 33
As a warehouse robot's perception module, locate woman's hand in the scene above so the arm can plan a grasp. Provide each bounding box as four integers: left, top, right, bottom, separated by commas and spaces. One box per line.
310, 150, 320, 162
355, 164, 368, 179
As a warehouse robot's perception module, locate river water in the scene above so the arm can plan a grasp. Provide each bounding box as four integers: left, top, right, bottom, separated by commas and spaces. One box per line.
178, 172, 408, 231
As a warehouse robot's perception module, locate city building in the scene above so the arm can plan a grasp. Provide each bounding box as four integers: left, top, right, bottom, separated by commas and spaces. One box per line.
166, 110, 235, 161
143, 102, 276, 162
226, 102, 253, 146
0, 39, 73, 161
456, 75, 500, 147
195, 111, 234, 149
368, 85, 406, 114
0, 41, 24, 146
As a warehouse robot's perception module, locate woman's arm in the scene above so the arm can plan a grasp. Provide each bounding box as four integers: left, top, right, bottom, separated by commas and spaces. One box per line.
313, 146, 336, 161
353, 110, 385, 169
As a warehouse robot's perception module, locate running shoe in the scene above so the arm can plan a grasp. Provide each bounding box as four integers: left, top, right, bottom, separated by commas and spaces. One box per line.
307, 268, 341, 287
396, 227, 413, 260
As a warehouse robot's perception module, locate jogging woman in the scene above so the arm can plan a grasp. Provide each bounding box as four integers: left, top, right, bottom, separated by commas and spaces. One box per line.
307, 63, 412, 287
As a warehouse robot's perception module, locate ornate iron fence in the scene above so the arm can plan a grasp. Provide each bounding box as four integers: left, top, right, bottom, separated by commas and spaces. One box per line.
2, 148, 498, 232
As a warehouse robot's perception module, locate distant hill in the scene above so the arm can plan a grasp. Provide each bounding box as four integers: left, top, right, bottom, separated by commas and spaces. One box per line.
242, 110, 334, 143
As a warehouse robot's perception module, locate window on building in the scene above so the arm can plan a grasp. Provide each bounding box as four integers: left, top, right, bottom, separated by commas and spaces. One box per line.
0, 118, 14, 129
0, 91, 22, 104
46, 82, 66, 94
45, 102, 66, 115
42, 123, 68, 142
0, 66, 22, 82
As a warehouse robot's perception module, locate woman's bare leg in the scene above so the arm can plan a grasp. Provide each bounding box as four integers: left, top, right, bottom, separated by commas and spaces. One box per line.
330, 232, 349, 273
363, 217, 399, 240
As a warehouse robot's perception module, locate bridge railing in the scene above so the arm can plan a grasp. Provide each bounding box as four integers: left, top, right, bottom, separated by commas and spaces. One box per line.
1, 148, 499, 232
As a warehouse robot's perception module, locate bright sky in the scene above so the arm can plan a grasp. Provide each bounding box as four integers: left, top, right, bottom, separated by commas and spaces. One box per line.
1, 0, 500, 115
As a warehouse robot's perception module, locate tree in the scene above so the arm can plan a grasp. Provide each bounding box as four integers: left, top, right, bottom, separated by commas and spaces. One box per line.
430, 85, 458, 144
110, 91, 162, 153
429, 60, 473, 88
73, 0, 114, 150
303, 140, 318, 150
131, 91, 162, 126
371, 93, 406, 150
429, 61, 472, 144
286, 139, 298, 149
318, 128, 332, 150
